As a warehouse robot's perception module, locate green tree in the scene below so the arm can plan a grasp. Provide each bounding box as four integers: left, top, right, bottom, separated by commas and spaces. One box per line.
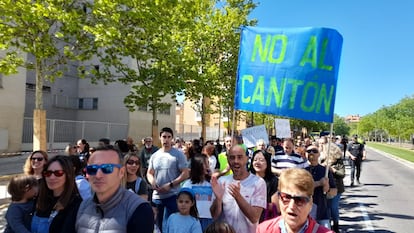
83, 0, 207, 142
333, 114, 350, 136
182, 0, 257, 139
0, 0, 95, 150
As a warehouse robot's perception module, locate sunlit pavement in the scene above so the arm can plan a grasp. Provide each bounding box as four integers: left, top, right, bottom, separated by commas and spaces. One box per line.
0, 180, 11, 232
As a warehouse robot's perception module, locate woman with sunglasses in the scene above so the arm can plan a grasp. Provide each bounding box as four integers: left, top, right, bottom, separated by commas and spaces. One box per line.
23, 150, 48, 179
31, 155, 82, 233
256, 168, 334, 233
124, 152, 148, 200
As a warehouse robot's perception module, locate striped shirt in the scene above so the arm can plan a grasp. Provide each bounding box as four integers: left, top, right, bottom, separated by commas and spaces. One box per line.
271, 152, 309, 170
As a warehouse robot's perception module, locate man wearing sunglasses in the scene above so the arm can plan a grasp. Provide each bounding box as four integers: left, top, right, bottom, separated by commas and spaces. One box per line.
346, 135, 366, 186
305, 145, 337, 229
76, 146, 154, 233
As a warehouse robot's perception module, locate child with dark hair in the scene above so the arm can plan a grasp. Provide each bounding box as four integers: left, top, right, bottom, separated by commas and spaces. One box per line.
182, 154, 213, 231
203, 221, 236, 233
165, 188, 202, 233
4, 175, 38, 233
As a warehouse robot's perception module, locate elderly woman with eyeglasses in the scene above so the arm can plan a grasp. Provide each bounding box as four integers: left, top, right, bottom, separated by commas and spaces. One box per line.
23, 150, 49, 179
256, 168, 334, 233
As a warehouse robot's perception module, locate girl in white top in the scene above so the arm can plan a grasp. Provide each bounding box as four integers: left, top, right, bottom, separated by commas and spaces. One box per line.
182, 154, 213, 231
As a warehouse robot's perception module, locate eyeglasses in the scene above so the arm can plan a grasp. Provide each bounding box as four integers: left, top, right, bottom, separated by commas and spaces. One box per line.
306, 149, 319, 154
31, 157, 44, 162
278, 192, 311, 206
42, 170, 65, 178
126, 160, 139, 166
86, 164, 122, 175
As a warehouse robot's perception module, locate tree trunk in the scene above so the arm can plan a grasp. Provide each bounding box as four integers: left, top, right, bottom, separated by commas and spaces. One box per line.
33, 109, 47, 151
151, 100, 159, 147
33, 59, 47, 151
201, 96, 209, 141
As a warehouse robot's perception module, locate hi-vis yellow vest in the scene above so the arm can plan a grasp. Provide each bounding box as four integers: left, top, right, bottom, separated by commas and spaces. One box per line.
218, 152, 232, 176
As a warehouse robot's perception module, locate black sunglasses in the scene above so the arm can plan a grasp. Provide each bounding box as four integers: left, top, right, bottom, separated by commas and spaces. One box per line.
306, 149, 319, 154
278, 192, 311, 206
42, 170, 65, 178
86, 164, 122, 176
126, 160, 139, 166
31, 157, 44, 162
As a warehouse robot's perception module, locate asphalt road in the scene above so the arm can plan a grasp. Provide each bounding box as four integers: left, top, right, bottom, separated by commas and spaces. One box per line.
0, 148, 413, 232
339, 147, 414, 232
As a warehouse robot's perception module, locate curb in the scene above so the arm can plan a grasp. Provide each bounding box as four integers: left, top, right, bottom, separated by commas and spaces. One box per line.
0, 174, 23, 183
368, 147, 414, 170
0, 152, 23, 159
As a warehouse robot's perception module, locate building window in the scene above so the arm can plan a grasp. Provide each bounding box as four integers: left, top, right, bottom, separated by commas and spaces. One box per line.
79, 98, 98, 110
158, 106, 171, 115
137, 105, 148, 111
25, 83, 51, 92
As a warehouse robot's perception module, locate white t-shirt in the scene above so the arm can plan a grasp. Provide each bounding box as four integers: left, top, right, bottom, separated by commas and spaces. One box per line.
182, 180, 213, 219
208, 156, 217, 173
215, 173, 267, 233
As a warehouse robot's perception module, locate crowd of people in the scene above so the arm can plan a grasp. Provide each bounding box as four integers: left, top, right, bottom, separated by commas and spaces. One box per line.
4, 127, 366, 233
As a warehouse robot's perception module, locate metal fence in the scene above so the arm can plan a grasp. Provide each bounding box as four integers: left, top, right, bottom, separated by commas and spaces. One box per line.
22, 117, 227, 150
175, 124, 227, 142
22, 117, 128, 145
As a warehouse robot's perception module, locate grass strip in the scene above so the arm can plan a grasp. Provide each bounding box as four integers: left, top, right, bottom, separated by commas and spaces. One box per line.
367, 142, 414, 163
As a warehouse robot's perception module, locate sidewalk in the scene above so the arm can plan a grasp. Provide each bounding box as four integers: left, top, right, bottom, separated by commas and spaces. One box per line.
0, 180, 11, 232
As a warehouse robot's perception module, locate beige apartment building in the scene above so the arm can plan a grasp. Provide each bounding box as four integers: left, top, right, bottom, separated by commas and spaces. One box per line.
175, 98, 246, 142
0, 66, 27, 152
0, 54, 177, 152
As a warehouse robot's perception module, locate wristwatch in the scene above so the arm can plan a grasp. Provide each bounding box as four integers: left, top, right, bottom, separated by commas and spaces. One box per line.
169, 181, 174, 188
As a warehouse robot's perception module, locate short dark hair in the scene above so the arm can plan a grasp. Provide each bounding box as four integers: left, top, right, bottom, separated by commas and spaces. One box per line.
92, 145, 123, 164
99, 138, 111, 145
160, 127, 174, 137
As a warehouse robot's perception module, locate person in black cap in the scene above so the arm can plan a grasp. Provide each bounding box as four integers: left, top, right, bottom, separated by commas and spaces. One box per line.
346, 135, 366, 186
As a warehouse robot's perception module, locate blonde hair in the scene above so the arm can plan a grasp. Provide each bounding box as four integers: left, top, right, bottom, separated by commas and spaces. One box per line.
23, 150, 48, 175
278, 168, 314, 197
266, 146, 275, 156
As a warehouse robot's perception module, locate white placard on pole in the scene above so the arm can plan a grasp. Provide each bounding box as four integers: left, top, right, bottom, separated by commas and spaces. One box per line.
241, 125, 269, 148
275, 119, 291, 138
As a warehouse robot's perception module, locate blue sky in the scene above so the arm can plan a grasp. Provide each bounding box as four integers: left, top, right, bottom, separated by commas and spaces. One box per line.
249, 0, 414, 117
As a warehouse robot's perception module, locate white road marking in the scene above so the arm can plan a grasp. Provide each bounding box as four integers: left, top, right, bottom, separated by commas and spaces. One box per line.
359, 203, 375, 232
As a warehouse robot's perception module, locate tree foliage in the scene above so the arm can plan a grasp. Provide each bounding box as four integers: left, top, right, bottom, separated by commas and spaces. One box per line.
358, 95, 414, 141
0, 0, 99, 150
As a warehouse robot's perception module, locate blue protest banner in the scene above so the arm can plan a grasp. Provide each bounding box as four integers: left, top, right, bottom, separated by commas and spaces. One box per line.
234, 26, 343, 123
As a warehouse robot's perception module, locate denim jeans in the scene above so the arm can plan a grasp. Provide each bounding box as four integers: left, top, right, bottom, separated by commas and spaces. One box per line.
152, 195, 178, 232
200, 218, 214, 232
350, 157, 362, 182
328, 193, 341, 222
